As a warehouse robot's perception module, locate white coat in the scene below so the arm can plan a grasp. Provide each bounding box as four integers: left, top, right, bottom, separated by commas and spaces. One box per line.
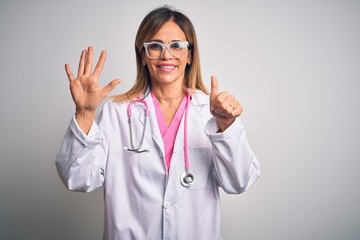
56, 90, 260, 240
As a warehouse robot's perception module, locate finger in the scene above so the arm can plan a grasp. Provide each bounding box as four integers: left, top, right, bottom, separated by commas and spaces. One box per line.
222, 94, 236, 108
210, 76, 219, 102
211, 91, 230, 111
93, 50, 107, 77
77, 49, 86, 76
65, 64, 75, 82
230, 105, 243, 117
213, 94, 235, 114
226, 101, 243, 117
217, 104, 242, 120
225, 99, 243, 117
84, 46, 93, 75
102, 79, 122, 96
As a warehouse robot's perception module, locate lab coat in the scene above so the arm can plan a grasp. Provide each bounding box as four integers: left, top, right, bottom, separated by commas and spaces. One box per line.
56, 90, 260, 240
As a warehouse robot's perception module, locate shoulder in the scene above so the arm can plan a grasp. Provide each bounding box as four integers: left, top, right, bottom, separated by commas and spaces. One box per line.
189, 90, 212, 120
102, 99, 129, 111
191, 90, 209, 106
97, 99, 129, 122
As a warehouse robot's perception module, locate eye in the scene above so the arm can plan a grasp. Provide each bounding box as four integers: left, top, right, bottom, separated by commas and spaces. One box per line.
148, 43, 162, 50
171, 42, 185, 50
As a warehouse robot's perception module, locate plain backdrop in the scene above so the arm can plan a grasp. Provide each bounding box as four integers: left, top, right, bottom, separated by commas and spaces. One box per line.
1, 0, 359, 239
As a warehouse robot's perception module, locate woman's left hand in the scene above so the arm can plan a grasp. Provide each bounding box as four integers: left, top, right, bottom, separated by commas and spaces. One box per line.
210, 76, 243, 132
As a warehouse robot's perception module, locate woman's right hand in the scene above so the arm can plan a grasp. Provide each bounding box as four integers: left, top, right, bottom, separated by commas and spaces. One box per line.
65, 46, 121, 133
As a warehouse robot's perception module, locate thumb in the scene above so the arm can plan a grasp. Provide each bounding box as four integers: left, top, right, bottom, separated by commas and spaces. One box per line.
210, 76, 219, 101
103, 79, 122, 96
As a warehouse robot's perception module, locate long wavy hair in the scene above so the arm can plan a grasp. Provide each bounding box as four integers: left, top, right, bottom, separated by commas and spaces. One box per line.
112, 6, 208, 102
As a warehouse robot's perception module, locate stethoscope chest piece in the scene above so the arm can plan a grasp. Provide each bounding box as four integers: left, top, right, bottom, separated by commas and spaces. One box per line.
180, 171, 195, 188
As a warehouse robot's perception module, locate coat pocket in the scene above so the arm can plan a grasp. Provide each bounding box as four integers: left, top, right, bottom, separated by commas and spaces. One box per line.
187, 148, 215, 190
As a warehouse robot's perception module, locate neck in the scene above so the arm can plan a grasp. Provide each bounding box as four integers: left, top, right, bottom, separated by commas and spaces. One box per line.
151, 87, 187, 126
151, 85, 186, 103
154, 93, 185, 100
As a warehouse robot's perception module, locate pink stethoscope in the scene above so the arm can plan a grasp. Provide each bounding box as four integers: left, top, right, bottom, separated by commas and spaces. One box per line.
124, 92, 195, 188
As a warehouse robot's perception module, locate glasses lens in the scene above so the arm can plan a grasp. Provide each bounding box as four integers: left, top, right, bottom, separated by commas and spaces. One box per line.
169, 42, 185, 58
145, 41, 188, 59
146, 43, 162, 59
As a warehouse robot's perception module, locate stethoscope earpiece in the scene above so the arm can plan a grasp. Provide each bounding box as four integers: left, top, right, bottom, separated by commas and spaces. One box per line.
180, 171, 195, 188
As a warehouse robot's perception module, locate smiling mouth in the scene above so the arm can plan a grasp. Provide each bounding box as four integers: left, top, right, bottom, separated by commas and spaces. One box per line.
157, 65, 177, 72
158, 65, 176, 69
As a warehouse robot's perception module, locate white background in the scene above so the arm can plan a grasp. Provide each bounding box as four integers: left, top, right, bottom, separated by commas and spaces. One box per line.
0, 0, 359, 239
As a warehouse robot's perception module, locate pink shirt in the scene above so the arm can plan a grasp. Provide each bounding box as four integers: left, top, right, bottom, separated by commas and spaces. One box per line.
151, 92, 188, 171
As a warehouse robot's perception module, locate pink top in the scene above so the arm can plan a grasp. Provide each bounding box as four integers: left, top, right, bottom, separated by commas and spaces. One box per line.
151, 92, 188, 171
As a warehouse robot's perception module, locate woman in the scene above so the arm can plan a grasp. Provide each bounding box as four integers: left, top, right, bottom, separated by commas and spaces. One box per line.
56, 6, 260, 240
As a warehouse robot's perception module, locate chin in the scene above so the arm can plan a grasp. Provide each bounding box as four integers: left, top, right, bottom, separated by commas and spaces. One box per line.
152, 73, 183, 84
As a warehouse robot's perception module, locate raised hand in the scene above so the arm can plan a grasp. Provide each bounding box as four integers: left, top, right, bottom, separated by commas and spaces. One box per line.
65, 46, 121, 133
210, 76, 243, 132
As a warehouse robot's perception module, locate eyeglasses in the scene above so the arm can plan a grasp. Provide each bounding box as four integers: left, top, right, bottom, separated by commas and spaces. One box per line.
143, 41, 189, 59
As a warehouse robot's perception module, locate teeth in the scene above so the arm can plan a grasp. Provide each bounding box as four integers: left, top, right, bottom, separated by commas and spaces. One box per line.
160, 65, 175, 69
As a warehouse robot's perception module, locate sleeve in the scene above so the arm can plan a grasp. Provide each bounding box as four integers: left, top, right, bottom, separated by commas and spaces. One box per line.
55, 111, 109, 193
204, 117, 260, 194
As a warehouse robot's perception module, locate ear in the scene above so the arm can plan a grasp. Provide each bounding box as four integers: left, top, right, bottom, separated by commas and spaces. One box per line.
187, 49, 192, 65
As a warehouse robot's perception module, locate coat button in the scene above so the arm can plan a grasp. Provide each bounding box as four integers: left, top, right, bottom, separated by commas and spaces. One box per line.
163, 201, 171, 209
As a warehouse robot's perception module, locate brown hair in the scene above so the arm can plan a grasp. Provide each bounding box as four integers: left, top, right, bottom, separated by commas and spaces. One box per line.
112, 6, 208, 102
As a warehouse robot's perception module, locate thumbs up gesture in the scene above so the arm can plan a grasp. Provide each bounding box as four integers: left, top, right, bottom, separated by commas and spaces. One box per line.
210, 76, 243, 132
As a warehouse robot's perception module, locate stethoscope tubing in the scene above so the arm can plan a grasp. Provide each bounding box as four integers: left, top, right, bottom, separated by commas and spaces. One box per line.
125, 92, 195, 187
125, 98, 150, 153
183, 92, 190, 171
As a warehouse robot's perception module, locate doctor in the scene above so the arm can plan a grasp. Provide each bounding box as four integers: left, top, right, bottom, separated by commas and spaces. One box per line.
56, 6, 260, 240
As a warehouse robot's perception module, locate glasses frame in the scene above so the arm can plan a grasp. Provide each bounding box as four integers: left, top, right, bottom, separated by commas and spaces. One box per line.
143, 41, 189, 59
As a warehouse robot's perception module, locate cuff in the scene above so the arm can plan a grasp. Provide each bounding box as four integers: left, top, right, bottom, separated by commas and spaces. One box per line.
204, 117, 244, 142
69, 115, 103, 148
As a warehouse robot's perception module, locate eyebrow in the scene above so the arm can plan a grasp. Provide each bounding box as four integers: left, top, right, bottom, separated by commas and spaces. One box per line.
149, 39, 184, 43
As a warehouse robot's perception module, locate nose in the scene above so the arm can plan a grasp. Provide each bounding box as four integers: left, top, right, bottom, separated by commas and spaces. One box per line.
161, 46, 172, 60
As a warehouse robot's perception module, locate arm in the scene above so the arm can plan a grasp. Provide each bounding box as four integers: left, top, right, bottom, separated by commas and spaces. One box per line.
56, 115, 107, 192
205, 117, 260, 194
56, 46, 120, 191
207, 76, 260, 193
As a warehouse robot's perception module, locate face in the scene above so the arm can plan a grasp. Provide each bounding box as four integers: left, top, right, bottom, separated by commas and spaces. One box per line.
142, 20, 192, 87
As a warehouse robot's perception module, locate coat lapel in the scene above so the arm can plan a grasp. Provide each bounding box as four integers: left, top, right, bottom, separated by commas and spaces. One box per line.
172, 91, 209, 154
186, 91, 209, 145
142, 93, 165, 155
